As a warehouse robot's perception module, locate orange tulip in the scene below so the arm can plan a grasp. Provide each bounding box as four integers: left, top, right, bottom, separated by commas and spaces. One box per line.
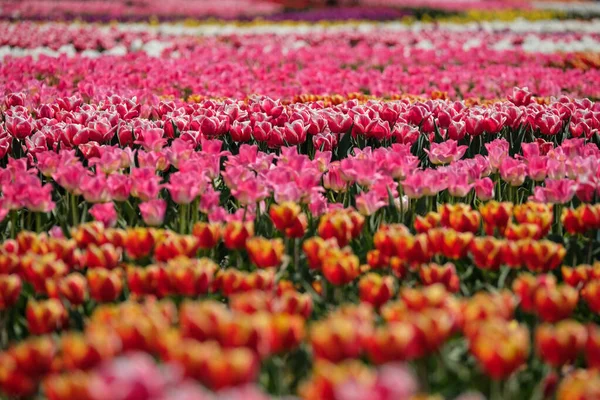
246, 237, 285, 268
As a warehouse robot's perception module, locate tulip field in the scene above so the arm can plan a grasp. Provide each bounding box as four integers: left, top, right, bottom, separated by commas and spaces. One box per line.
3, 1, 600, 399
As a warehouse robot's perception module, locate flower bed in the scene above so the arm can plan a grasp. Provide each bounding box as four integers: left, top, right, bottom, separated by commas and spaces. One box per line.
1, 7, 600, 400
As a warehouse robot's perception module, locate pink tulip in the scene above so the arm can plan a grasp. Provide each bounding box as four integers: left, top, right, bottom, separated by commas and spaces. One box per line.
89, 202, 118, 228
500, 157, 527, 186
447, 172, 474, 197
139, 199, 167, 226
5, 115, 33, 140
475, 177, 495, 201
426, 140, 467, 165
544, 178, 578, 204
356, 191, 386, 216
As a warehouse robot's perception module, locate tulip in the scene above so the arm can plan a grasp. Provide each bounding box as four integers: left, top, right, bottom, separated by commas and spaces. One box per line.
154, 233, 199, 262
535, 320, 587, 367
191, 221, 221, 249
586, 324, 600, 369
0, 353, 37, 397
469, 320, 530, 380
469, 236, 504, 270
428, 228, 473, 260
246, 237, 285, 269
520, 239, 566, 273
79, 243, 121, 269
275, 291, 313, 319
363, 322, 421, 364
321, 247, 361, 286
503, 223, 541, 240
513, 202, 553, 236
60, 330, 121, 370
43, 372, 93, 400
0, 274, 22, 310
270, 201, 302, 231
310, 318, 365, 362
126, 265, 161, 298
419, 263, 460, 293
303, 236, 337, 270
299, 360, 375, 400
425, 140, 467, 165
562, 264, 591, 287
318, 210, 355, 247
414, 212, 441, 233
26, 299, 68, 335
139, 199, 167, 227
54, 273, 87, 306
556, 370, 600, 400
87, 269, 123, 303
223, 221, 254, 250
124, 228, 157, 259
358, 273, 394, 308
479, 201, 513, 236
533, 284, 579, 323
582, 280, 600, 313
164, 257, 217, 297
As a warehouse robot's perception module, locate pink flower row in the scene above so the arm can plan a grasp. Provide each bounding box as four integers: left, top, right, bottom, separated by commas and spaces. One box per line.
2, 25, 600, 103
0, 0, 282, 20
0, 92, 598, 228
2, 88, 598, 148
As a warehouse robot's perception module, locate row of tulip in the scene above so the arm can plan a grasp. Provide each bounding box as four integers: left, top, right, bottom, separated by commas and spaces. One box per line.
0, 0, 283, 21
0, 216, 600, 399
3, 22, 600, 103
1, 91, 600, 235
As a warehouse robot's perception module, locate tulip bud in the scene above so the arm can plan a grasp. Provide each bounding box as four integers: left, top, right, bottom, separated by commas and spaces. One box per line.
26, 299, 68, 335
0, 353, 37, 397
79, 243, 121, 269
87, 269, 123, 303
469, 320, 530, 380
586, 324, 600, 369
191, 222, 221, 249
322, 247, 360, 286
270, 202, 302, 231
556, 370, 600, 400
154, 233, 199, 262
535, 320, 587, 367
124, 228, 157, 259
533, 284, 578, 323
60, 330, 121, 371
521, 239, 566, 273
246, 237, 285, 269
479, 201, 513, 236
469, 237, 504, 270
419, 263, 460, 293
414, 212, 441, 233
43, 371, 93, 400
358, 273, 395, 308
582, 280, 600, 313
223, 221, 254, 250
428, 228, 473, 260
562, 264, 591, 287
310, 317, 365, 362
0, 274, 22, 310
53, 273, 87, 306
363, 322, 421, 364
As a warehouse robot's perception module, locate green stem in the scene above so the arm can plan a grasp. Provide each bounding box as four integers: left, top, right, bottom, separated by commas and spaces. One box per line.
10, 211, 16, 238
71, 193, 79, 226
179, 204, 187, 234
35, 212, 42, 233
491, 379, 503, 400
